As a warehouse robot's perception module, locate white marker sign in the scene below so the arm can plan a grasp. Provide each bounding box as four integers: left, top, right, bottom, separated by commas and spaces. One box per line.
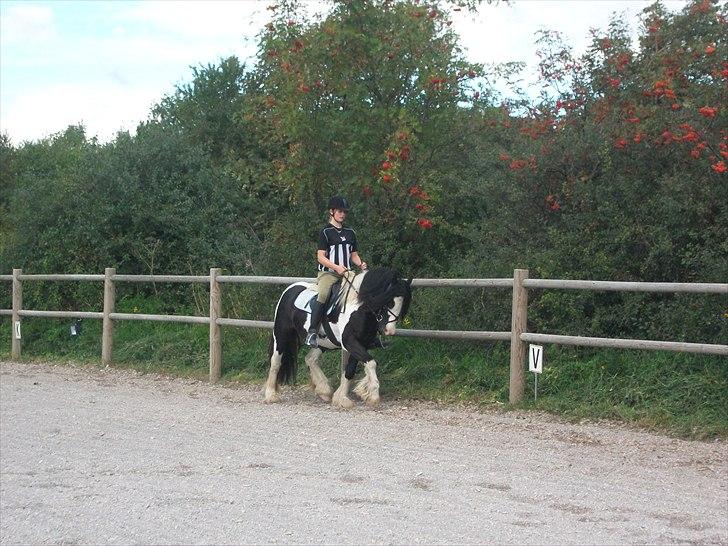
14, 321, 21, 340
529, 344, 543, 374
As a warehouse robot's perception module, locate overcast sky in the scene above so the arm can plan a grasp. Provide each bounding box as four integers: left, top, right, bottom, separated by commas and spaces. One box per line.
0, 0, 688, 145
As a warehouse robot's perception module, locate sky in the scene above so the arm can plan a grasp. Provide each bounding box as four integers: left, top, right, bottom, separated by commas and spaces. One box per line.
0, 0, 689, 145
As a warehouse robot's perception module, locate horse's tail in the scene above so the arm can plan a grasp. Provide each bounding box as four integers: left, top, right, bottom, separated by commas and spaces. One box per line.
271, 329, 299, 385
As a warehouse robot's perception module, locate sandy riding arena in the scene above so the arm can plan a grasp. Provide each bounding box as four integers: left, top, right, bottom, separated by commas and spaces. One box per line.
1, 360, 726, 545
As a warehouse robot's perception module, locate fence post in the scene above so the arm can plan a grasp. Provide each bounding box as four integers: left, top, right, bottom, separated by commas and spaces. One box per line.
209, 268, 222, 383
102, 267, 116, 366
11, 268, 22, 360
509, 268, 529, 404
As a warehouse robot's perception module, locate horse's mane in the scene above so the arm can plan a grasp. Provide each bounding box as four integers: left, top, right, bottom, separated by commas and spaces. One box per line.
358, 267, 411, 315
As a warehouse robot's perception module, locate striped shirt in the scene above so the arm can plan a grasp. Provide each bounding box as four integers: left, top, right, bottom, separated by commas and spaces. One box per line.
317, 224, 358, 272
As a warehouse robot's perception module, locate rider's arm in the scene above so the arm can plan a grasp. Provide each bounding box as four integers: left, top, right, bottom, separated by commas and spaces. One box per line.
317, 250, 348, 275
350, 252, 367, 270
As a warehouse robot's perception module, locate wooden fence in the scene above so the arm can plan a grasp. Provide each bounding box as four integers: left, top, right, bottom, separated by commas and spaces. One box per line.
1, 268, 726, 403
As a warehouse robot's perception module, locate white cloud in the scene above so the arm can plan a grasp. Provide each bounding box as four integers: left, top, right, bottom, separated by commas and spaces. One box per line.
455, 0, 687, 67
120, 0, 270, 40
2, 82, 161, 144
0, 3, 57, 45
451, 0, 688, 96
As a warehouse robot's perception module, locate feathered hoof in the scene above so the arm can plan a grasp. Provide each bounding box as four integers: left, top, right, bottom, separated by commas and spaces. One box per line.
332, 393, 355, 409
353, 381, 368, 401
365, 396, 380, 407
311, 382, 333, 402
263, 392, 281, 404
354, 380, 379, 407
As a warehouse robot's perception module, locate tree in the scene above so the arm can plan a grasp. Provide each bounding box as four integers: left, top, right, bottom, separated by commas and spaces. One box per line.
481, 0, 727, 340
241, 0, 491, 272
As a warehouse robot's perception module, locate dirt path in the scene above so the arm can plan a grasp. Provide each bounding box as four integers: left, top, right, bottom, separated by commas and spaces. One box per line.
1, 360, 726, 545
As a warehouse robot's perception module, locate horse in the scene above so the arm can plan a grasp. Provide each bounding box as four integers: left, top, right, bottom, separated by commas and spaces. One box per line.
263, 267, 412, 408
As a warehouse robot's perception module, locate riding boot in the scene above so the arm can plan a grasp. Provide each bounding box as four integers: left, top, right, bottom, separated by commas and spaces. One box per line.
305, 300, 325, 347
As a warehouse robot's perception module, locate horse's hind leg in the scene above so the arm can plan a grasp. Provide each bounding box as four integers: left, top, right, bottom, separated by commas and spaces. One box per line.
332, 348, 356, 409
263, 339, 283, 404
332, 374, 354, 409
305, 348, 332, 402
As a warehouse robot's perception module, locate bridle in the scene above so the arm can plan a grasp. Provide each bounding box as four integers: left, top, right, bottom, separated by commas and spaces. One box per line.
339, 270, 406, 334
375, 304, 402, 327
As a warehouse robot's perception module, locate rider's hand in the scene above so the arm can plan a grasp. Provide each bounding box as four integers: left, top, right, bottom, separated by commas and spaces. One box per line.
336, 265, 349, 275
360, 261, 368, 270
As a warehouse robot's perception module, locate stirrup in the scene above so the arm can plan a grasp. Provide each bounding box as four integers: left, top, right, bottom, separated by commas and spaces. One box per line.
305, 331, 319, 347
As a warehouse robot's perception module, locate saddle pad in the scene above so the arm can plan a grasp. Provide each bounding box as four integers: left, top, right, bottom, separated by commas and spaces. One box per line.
293, 287, 318, 313
293, 285, 340, 316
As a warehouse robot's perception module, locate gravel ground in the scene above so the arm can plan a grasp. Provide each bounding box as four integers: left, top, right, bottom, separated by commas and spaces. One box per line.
0, 359, 726, 545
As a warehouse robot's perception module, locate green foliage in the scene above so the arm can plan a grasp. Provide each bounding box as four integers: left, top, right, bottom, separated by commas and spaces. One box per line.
241, 0, 491, 270
475, 0, 728, 341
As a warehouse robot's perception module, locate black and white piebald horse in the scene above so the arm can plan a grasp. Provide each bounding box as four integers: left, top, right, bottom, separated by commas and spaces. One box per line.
264, 267, 412, 408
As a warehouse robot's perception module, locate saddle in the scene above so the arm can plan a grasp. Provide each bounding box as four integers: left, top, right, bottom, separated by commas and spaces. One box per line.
293, 280, 346, 320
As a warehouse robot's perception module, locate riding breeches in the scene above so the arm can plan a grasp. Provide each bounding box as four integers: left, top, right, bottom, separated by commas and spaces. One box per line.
316, 272, 341, 303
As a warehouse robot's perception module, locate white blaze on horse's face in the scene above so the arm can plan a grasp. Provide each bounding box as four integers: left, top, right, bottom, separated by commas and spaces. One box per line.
384, 295, 405, 336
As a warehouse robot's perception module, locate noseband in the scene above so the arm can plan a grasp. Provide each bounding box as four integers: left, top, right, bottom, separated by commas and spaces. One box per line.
375, 305, 401, 328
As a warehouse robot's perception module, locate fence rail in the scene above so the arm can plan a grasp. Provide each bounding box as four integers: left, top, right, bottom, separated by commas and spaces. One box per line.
3, 268, 727, 403
520, 333, 726, 356
523, 278, 726, 294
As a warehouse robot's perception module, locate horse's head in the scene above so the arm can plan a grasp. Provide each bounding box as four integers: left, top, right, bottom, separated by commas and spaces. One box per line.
358, 268, 413, 336
382, 276, 412, 335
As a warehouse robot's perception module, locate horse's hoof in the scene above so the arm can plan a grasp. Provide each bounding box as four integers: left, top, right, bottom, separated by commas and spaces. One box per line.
317, 392, 332, 402
332, 396, 355, 409
365, 396, 380, 407
263, 393, 281, 404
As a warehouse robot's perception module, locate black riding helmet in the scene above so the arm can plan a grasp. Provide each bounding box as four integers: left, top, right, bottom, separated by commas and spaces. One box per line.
328, 195, 350, 211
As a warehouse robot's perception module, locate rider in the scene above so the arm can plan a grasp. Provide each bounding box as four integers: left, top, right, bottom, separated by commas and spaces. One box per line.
305, 196, 367, 347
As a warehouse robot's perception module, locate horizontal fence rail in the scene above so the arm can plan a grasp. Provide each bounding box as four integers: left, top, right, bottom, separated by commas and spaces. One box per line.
19, 310, 104, 320
411, 278, 513, 288
113, 274, 210, 284
2, 268, 727, 403
395, 329, 511, 341
17, 274, 104, 282
216, 318, 274, 329
108, 312, 210, 325
520, 333, 728, 356
218, 275, 312, 284
523, 278, 727, 294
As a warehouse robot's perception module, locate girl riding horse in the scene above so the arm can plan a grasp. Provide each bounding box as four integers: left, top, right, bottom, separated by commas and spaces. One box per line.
265, 267, 412, 408
306, 196, 368, 348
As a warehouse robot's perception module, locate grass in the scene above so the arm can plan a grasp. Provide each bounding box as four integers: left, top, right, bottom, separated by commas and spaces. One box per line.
1, 318, 725, 440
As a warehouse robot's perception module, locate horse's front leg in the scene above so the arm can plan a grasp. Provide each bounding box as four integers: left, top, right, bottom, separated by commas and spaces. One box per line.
331, 348, 354, 409
341, 336, 380, 407
356, 359, 380, 406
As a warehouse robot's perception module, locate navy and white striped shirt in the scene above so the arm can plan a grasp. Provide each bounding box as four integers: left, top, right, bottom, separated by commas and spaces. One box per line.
317, 224, 358, 272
